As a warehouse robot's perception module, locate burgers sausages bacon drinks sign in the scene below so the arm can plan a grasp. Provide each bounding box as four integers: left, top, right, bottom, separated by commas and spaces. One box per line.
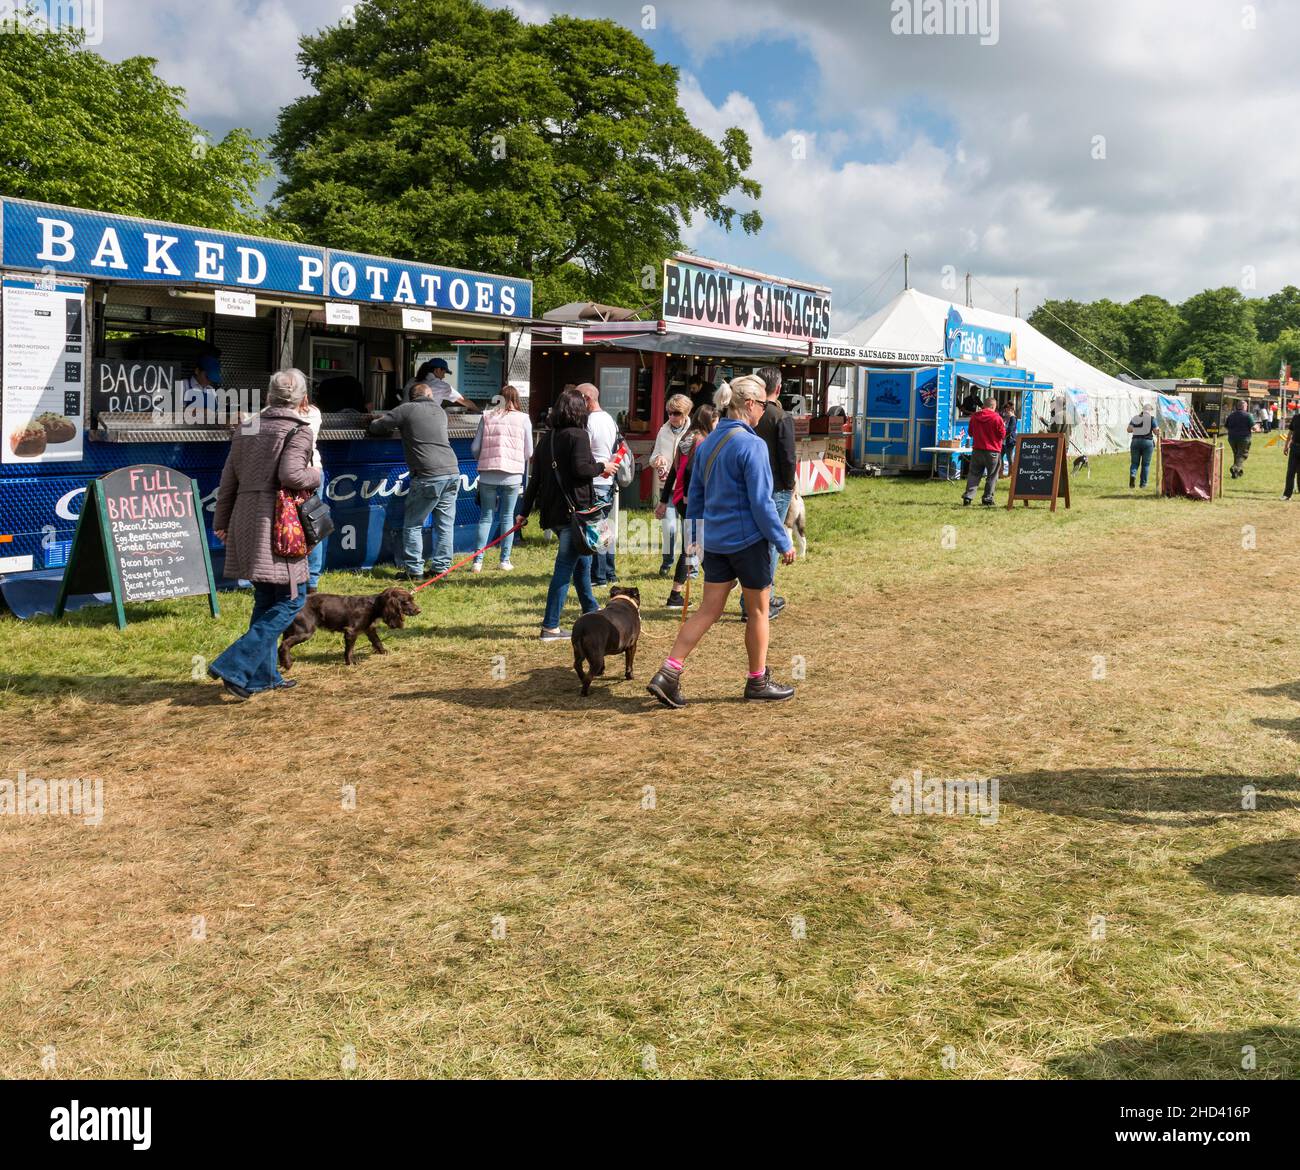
662, 254, 832, 344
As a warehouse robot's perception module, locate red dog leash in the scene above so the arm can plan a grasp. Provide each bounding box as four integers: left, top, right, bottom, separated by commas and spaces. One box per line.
411, 444, 630, 594
412, 521, 524, 593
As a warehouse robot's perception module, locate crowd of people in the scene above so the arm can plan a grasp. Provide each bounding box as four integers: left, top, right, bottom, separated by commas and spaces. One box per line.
206, 362, 799, 704
200, 356, 1300, 703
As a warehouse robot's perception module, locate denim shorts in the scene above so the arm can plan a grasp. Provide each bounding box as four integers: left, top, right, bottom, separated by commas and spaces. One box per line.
703, 538, 772, 590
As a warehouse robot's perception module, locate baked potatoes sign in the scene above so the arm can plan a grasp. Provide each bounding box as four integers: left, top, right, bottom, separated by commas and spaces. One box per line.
662, 255, 831, 344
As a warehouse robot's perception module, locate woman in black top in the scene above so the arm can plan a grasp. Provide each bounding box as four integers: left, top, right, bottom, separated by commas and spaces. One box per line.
518, 388, 616, 641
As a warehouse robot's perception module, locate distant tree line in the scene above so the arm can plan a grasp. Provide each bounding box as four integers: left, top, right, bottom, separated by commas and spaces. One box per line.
1028, 286, 1300, 385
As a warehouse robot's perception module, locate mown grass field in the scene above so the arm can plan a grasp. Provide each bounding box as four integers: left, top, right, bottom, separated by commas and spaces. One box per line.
1, 441, 1298, 1078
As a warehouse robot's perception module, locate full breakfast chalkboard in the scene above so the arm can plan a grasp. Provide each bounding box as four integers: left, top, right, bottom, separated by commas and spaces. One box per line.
1006, 433, 1070, 511
54, 464, 219, 628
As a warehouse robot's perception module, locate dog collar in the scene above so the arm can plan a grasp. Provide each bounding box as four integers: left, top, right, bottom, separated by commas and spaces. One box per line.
607, 595, 641, 610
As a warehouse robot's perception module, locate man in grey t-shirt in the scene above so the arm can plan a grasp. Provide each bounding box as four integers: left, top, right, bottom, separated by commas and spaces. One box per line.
368, 382, 461, 577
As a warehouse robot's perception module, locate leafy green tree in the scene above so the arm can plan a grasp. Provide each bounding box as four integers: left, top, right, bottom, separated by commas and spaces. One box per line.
0, 23, 272, 233
271, 0, 762, 311
1170, 355, 1205, 380
1257, 328, 1300, 380
1170, 287, 1257, 383
1122, 294, 1182, 376
1028, 298, 1130, 375
1252, 285, 1300, 343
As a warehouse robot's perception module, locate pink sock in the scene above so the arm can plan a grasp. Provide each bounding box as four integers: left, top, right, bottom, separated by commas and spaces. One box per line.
748, 669, 766, 679
665, 657, 684, 673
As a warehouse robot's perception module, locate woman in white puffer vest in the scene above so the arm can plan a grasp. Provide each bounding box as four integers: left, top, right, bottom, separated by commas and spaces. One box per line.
649, 392, 694, 576
471, 384, 533, 571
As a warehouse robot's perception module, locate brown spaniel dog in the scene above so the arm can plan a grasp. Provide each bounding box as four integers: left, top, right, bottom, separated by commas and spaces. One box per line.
278, 587, 420, 669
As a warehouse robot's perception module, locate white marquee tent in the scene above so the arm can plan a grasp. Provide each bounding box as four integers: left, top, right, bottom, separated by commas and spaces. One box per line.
837, 288, 1165, 455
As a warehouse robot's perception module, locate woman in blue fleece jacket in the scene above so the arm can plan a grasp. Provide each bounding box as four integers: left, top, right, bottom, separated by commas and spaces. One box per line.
647, 375, 796, 709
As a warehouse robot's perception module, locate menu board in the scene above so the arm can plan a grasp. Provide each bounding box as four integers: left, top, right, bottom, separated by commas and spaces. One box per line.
55, 464, 219, 628
2, 277, 86, 463
1007, 433, 1070, 511
599, 365, 633, 417
455, 343, 504, 401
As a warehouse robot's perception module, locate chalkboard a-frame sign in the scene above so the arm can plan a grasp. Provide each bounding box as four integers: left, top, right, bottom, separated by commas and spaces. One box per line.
54, 464, 220, 629
1006, 433, 1071, 511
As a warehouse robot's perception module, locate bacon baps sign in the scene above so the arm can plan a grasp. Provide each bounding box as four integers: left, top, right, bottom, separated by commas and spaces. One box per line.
662, 256, 831, 343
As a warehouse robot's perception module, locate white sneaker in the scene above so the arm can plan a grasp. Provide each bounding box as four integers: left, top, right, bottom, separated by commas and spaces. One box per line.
471, 559, 483, 573
499, 560, 514, 572
1282, 495, 1292, 501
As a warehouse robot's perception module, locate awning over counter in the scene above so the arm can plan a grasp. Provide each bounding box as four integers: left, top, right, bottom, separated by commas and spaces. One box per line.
94, 410, 483, 443
587, 331, 811, 363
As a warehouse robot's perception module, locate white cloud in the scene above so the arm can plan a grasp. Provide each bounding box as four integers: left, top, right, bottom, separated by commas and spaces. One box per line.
90, 0, 1300, 314
97, 0, 324, 129
648, 0, 1300, 314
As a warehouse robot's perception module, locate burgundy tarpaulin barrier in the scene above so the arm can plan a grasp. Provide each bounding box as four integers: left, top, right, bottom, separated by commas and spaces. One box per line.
1160, 438, 1220, 500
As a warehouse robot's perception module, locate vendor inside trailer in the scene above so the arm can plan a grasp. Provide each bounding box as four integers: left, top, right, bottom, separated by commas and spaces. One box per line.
0, 197, 532, 609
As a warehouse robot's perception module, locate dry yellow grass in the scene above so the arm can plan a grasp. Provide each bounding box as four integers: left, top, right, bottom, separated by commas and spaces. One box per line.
1, 448, 1297, 1078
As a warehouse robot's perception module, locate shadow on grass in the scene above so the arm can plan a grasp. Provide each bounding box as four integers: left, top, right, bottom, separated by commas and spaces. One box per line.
400, 622, 525, 642
1191, 838, 1300, 897
997, 767, 1299, 827
0, 674, 227, 707
1247, 678, 1300, 741
1248, 679, 1300, 701
392, 663, 659, 712
1048, 1027, 1299, 1079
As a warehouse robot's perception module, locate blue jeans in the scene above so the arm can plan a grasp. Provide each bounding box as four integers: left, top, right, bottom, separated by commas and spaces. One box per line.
474, 482, 521, 563
741, 488, 792, 616
768, 488, 793, 588
307, 470, 329, 588
211, 581, 307, 694
660, 502, 677, 569
307, 536, 326, 589
591, 485, 616, 582
542, 524, 598, 630
402, 474, 459, 575
1130, 438, 1154, 487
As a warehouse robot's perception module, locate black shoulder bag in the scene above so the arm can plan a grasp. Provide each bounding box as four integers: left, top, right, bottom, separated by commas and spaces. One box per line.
276, 421, 335, 547
550, 432, 614, 555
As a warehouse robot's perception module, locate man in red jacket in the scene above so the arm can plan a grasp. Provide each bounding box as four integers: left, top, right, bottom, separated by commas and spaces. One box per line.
963, 396, 1007, 507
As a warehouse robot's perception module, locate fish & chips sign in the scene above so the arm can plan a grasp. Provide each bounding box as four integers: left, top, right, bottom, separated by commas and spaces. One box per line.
944, 305, 1016, 365
662, 256, 831, 343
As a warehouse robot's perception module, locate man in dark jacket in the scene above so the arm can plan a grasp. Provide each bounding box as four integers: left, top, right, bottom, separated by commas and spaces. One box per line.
1224, 399, 1254, 479
741, 365, 798, 620
368, 382, 460, 578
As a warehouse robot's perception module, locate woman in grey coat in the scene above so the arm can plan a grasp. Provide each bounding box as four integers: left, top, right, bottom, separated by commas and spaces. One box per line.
209, 369, 321, 699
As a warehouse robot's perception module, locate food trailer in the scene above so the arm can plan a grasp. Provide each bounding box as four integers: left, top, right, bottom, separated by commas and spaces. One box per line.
527, 254, 848, 500
818, 306, 1052, 474
0, 197, 532, 609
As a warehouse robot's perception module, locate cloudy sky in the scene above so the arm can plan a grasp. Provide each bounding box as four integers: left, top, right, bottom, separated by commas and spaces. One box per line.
89, 0, 1298, 332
